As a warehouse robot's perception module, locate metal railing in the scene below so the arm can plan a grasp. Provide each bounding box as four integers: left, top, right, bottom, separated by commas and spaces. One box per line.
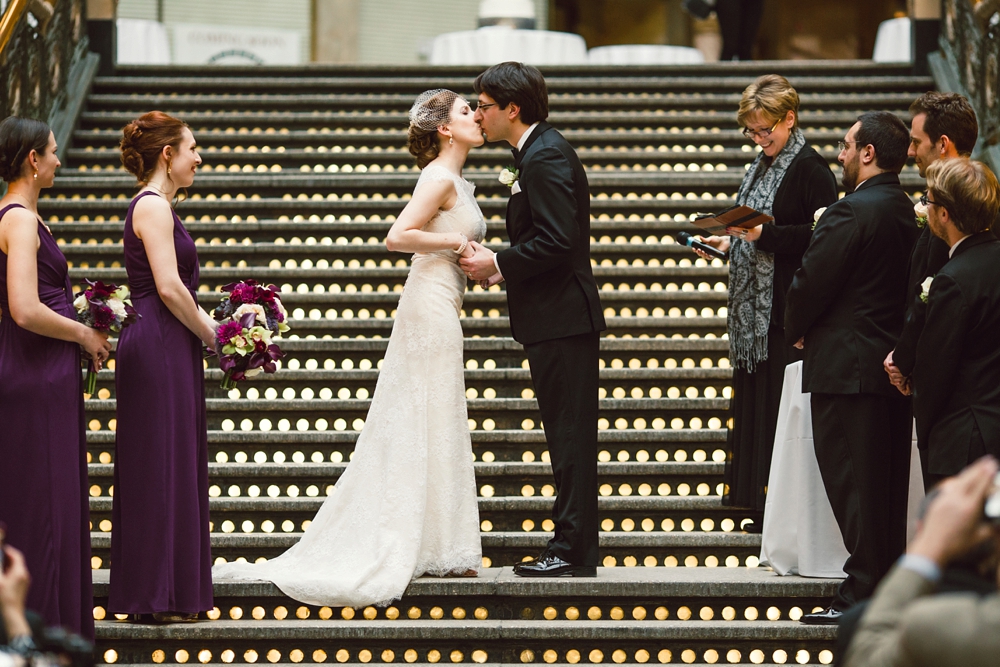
938, 0, 1000, 161
0, 0, 88, 123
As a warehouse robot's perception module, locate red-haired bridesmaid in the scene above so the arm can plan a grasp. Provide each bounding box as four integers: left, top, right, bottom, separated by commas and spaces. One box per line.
0, 116, 111, 638
109, 111, 215, 621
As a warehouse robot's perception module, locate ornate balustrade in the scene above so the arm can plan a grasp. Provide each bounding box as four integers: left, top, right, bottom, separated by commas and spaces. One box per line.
0, 0, 98, 157
936, 0, 1000, 165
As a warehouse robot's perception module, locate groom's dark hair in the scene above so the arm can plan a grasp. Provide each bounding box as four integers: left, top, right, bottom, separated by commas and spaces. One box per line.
474, 62, 549, 125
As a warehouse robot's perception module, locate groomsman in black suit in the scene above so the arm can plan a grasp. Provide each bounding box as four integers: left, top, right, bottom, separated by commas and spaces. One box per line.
785, 112, 919, 623
461, 62, 605, 577
912, 158, 1000, 483
884, 94, 978, 413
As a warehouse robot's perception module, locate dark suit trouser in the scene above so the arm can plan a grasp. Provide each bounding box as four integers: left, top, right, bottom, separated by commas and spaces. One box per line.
811, 392, 912, 610
524, 330, 600, 567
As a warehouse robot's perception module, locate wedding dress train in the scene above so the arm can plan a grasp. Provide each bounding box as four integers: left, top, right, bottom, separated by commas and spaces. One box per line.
212, 165, 485, 606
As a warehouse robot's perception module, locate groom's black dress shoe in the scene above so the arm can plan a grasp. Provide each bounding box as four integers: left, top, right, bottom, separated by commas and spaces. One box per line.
800, 606, 843, 625
513, 552, 597, 577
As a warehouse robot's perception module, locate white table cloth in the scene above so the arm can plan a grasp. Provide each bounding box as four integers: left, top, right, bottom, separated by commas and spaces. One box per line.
117, 18, 171, 65
873, 17, 911, 62
760, 361, 925, 578
588, 45, 705, 65
429, 27, 587, 66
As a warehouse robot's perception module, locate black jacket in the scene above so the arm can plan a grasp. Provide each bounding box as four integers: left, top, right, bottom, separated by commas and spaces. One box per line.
755, 145, 839, 331
496, 122, 605, 344
892, 225, 950, 377
913, 231, 1000, 472
784, 172, 920, 395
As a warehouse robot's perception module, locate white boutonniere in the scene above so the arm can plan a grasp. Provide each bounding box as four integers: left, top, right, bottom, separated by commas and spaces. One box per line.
499, 166, 519, 189
919, 275, 934, 303
812, 207, 827, 230
914, 201, 929, 229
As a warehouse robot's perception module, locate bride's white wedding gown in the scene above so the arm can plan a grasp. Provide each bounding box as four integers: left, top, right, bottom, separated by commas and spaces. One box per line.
212, 165, 485, 606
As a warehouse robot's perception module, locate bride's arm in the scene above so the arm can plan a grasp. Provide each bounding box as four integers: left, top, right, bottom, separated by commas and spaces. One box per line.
385, 180, 472, 256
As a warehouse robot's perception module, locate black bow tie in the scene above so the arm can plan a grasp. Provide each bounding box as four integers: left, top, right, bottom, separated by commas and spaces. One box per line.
511, 147, 519, 159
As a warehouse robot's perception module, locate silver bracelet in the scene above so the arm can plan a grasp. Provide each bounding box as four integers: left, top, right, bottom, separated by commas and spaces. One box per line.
453, 234, 468, 256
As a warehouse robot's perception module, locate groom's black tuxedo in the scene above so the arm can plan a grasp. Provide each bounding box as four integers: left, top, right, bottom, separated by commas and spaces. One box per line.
496, 121, 605, 568
497, 122, 606, 344
784, 171, 919, 611
913, 231, 1000, 476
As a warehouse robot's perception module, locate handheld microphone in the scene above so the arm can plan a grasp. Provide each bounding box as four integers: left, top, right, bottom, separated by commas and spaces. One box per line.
676, 231, 728, 260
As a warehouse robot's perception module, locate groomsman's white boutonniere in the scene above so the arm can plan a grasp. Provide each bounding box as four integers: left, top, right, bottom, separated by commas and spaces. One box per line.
812, 207, 827, 230
914, 200, 929, 228
919, 275, 934, 303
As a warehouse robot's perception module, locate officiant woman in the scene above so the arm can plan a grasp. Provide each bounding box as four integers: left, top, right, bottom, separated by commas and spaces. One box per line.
695, 75, 837, 530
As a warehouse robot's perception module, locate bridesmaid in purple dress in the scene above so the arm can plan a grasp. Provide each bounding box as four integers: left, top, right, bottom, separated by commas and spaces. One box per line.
109, 111, 215, 621
0, 117, 111, 638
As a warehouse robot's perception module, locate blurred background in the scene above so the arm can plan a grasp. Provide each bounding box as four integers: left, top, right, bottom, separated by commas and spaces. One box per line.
111, 0, 911, 66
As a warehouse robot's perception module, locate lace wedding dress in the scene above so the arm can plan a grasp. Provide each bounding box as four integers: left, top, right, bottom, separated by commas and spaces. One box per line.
213, 165, 485, 606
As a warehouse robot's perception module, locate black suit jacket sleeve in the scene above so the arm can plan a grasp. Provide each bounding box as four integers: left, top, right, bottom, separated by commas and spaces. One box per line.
757, 154, 838, 257
496, 146, 579, 283
784, 200, 861, 342
913, 273, 969, 431
893, 294, 927, 377
894, 231, 950, 377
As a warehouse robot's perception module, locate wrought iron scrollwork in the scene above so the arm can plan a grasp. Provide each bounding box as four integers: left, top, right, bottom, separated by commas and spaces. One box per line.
0, 0, 88, 122
941, 0, 1000, 149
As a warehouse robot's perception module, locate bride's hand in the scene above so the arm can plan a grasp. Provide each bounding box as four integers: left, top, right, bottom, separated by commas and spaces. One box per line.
461, 240, 477, 258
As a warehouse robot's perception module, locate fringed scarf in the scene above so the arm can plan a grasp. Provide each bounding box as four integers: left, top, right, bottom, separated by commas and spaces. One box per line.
728, 128, 806, 372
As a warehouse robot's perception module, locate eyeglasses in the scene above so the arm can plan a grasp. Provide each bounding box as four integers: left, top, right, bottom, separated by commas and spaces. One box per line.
837, 140, 859, 152
742, 118, 781, 140
474, 102, 498, 112
919, 194, 943, 208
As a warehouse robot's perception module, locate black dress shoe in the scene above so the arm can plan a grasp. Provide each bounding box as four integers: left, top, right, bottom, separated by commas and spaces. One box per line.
800, 607, 843, 625
513, 552, 596, 577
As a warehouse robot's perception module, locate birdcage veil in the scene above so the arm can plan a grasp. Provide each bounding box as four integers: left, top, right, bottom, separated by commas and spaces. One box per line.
408, 89, 461, 132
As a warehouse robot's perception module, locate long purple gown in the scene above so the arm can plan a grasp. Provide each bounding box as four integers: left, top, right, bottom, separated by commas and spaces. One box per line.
0, 204, 94, 639
108, 191, 212, 614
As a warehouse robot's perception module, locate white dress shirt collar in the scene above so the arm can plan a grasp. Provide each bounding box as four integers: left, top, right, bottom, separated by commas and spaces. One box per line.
949, 234, 972, 258
516, 122, 540, 152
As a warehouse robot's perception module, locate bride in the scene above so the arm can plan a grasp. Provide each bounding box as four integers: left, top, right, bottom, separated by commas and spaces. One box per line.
213, 90, 487, 606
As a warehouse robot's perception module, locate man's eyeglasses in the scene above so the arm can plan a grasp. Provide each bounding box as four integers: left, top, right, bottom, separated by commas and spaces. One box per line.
742, 118, 781, 140
837, 140, 860, 152
474, 102, 498, 112
919, 194, 943, 208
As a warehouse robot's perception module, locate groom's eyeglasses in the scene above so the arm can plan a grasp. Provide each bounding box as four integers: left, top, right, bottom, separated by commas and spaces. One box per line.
474, 102, 498, 112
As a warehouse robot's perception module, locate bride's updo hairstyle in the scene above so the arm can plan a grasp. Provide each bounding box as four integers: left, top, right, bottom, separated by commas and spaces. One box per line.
0, 116, 51, 183
120, 111, 188, 184
407, 89, 459, 169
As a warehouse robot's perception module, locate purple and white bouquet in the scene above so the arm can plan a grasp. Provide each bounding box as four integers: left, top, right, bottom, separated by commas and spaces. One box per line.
73, 280, 140, 395
212, 280, 289, 389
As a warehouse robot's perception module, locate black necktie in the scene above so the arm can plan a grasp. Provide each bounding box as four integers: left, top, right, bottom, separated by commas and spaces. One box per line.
511, 147, 519, 160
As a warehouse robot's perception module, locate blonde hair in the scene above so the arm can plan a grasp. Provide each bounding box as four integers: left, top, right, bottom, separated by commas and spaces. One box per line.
925, 157, 1000, 235
737, 74, 800, 130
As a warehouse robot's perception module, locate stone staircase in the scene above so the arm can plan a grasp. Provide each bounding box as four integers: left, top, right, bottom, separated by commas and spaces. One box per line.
46, 61, 932, 665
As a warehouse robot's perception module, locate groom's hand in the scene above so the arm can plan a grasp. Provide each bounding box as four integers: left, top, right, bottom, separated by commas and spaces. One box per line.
459, 241, 498, 281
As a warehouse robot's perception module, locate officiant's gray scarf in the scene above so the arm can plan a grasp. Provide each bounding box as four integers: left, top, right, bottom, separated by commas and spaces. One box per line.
728, 128, 806, 372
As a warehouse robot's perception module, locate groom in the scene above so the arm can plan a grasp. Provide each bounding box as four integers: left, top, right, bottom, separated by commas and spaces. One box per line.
461, 62, 606, 577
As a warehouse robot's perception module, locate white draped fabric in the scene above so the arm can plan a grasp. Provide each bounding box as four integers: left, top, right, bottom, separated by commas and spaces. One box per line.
429, 27, 587, 66
873, 17, 911, 62
760, 361, 925, 578
587, 45, 705, 65
116, 19, 171, 65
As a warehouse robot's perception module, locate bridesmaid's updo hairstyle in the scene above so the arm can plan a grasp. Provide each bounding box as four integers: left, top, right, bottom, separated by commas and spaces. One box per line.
737, 74, 800, 131
0, 116, 51, 183
120, 111, 188, 184
407, 89, 459, 169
